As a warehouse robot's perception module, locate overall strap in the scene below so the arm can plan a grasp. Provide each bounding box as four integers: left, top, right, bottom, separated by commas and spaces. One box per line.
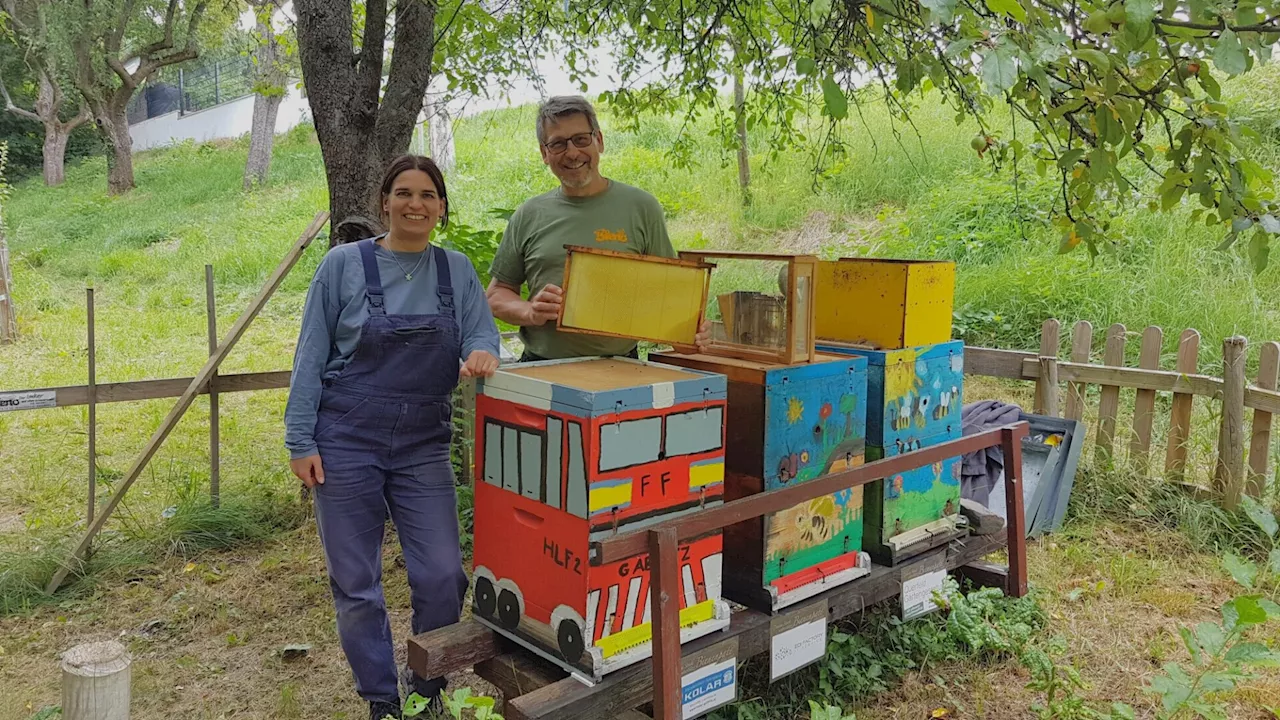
358, 237, 386, 316
432, 244, 455, 319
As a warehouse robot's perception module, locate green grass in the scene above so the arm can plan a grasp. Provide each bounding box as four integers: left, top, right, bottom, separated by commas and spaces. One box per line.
4, 77, 1280, 609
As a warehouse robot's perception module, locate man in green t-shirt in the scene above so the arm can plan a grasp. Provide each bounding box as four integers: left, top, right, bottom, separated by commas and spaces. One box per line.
487, 95, 709, 361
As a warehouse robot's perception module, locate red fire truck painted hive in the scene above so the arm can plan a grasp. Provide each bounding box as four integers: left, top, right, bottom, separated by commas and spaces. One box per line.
471, 357, 731, 682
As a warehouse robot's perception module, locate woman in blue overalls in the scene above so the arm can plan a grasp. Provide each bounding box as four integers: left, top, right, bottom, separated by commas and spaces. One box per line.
285, 155, 500, 720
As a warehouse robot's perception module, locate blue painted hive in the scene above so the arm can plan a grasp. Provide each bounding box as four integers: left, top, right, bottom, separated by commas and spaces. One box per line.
817, 340, 965, 565
651, 351, 871, 612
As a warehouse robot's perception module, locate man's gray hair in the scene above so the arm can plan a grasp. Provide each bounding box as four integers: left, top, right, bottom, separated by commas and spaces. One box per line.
535, 95, 601, 145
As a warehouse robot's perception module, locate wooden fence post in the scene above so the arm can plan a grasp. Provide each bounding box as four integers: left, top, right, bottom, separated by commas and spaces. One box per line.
61, 640, 130, 720
1129, 326, 1163, 474
0, 196, 14, 344
649, 526, 681, 720
86, 290, 97, 540
1095, 324, 1127, 463
1247, 341, 1280, 498
1064, 321, 1093, 422
1164, 329, 1201, 482
1216, 336, 1248, 509
1035, 319, 1061, 416
205, 265, 220, 507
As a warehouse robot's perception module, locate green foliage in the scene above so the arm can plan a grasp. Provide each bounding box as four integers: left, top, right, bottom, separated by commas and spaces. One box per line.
1141, 497, 1280, 719
555, 0, 1280, 267
708, 582, 1048, 719
396, 687, 502, 719
437, 208, 512, 289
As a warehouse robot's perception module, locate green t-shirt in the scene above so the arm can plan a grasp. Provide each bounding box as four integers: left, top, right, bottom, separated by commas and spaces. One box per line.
490, 179, 677, 360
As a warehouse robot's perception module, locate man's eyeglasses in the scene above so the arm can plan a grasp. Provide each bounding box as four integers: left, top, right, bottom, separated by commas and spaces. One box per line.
543, 132, 595, 154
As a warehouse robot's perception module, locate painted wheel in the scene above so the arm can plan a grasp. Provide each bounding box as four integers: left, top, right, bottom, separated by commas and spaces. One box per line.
474, 577, 497, 619
557, 619, 585, 665
497, 589, 521, 631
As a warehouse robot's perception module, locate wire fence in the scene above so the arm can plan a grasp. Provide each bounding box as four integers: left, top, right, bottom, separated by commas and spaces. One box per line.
127, 56, 255, 124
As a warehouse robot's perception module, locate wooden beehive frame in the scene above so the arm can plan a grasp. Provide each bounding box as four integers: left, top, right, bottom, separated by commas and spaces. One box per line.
677, 250, 818, 365
557, 246, 713, 351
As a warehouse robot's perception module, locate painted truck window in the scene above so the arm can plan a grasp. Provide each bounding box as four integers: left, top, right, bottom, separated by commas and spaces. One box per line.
546, 417, 563, 509
598, 417, 662, 472
519, 432, 543, 501
567, 421, 588, 518
664, 407, 724, 457
502, 426, 519, 493
483, 422, 502, 486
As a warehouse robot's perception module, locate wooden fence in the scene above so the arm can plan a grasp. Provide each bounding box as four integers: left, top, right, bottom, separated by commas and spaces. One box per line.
3, 315, 1273, 546
966, 319, 1280, 510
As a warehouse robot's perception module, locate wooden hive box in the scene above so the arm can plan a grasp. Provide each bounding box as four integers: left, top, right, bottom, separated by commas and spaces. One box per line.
650, 351, 871, 612
471, 357, 731, 683
817, 340, 965, 565
677, 250, 818, 365
816, 258, 955, 350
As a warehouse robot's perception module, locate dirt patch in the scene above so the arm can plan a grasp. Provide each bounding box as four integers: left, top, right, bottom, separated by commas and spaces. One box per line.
0, 512, 22, 533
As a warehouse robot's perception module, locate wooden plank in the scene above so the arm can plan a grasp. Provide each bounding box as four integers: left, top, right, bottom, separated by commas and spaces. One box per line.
595, 424, 1024, 564
475, 650, 567, 717
1034, 319, 1061, 416
1129, 326, 1163, 474
679, 250, 818, 262
1095, 324, 1127, 463
649, 527, 681, 720
409, 619, 505, 681
954, 560, 1008, 591
964, 347, 1035, 379
1245, 386, 1280, 415
507, 533, 1009, 720
1216, 336, 1248, 510
46, 211, 329, 594
1002, 425, 1029, 597
1247, 341, 1279, 498
1017, 359, 1223, 396
1165, 329, 1201, 481
0, 371, 294, 410
205, 265, 220, 507
1064, 321, 1093, 422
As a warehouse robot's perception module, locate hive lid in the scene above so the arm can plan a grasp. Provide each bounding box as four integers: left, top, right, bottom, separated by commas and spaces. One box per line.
479, 357, 727, 416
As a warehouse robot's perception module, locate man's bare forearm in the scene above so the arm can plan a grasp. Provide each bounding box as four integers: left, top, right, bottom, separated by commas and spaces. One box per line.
486, 281, 532, 326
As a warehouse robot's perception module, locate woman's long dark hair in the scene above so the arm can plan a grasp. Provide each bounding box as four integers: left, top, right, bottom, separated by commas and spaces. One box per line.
378, 154, 450, 229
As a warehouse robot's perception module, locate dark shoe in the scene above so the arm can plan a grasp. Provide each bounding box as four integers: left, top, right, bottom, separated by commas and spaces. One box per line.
370, 700, 401, 720
410, 673, 447, 703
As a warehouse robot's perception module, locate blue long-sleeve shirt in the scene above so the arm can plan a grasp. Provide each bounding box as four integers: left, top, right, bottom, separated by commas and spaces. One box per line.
284, 241, 501, 459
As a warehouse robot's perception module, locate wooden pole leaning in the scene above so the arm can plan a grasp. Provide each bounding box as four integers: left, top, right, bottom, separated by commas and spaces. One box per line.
206, 265, 221, 507
45, 212, 329, 594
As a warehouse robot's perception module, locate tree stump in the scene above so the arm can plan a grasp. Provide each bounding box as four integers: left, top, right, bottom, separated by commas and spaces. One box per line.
61, 641, 131, 720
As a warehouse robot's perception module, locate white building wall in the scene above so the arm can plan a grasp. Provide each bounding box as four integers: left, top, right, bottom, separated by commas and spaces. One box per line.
128, 85, 313, 152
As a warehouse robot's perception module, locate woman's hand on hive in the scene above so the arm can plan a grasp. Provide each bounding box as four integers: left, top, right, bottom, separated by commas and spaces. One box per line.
460, 350, 500, 378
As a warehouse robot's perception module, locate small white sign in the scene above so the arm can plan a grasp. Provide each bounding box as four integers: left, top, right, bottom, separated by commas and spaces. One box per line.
769, 601, 827, 681
0, 390, 56, 412
901, 568, 948, 621
681, 657, 736, 719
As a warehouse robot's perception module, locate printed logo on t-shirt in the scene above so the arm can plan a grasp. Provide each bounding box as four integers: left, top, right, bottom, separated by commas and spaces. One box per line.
594, 229, 629, 243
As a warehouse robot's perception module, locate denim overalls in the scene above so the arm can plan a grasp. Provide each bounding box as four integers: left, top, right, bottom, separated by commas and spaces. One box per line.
312, 238, 469, 705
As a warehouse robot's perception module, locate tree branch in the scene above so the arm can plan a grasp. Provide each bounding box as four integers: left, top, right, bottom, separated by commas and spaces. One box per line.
0, 73, 43, 123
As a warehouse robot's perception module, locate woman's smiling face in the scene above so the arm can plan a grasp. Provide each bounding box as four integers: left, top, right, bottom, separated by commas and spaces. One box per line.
383, 169, 443, 236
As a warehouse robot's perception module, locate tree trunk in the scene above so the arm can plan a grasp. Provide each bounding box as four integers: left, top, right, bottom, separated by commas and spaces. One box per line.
42, 126, 70, 186
244, 7, 285, 190
98, 106, 135, 195
425, 96, 455, 172
244, 93, 283, 189
295, 0, 437, 245
733, 67, 750, 207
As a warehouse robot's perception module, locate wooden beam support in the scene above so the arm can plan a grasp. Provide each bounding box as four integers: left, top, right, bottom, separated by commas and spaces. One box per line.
1002, 425, 1029, 597
1095, 324, 1127, 463
594, 425, 1025, 564
1034, 319, 1061, 417
1063, 321, 1092, 422
45, 212, 328, 594
649, 527, 681, 720
505, 533, 1009, 720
